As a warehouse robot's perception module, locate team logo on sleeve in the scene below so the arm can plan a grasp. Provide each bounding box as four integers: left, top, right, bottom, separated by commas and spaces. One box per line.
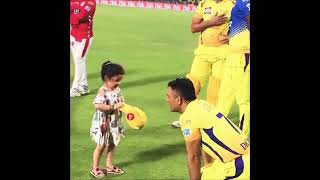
204, 7, 212, 14
73, 9, 80, 14
182, 128, 192, 137
240, 138, 250, 150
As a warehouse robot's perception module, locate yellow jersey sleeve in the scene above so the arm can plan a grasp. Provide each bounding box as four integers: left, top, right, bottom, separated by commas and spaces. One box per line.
179, 116, 201, 142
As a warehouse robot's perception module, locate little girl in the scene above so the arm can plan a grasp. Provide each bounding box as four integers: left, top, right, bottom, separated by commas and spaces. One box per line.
89, 60, 126, 178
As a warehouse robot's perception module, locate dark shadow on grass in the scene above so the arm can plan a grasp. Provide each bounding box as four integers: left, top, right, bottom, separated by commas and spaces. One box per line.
117, 141, 185, 168
90, 73, 185, 93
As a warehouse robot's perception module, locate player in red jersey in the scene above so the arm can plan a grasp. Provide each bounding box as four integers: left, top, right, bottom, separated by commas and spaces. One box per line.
70, 0, 96, 97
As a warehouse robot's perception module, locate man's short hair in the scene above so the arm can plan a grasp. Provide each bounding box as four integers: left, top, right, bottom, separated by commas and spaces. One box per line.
168, 78, 196, 102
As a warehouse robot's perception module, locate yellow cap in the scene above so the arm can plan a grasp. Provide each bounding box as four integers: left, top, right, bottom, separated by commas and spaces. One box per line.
120, 103, 147, 129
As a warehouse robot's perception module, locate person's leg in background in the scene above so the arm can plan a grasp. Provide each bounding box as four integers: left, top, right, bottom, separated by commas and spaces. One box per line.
216, 53, 236, 118
206, 59, 225, 106
70, 35, 85, 97
171, 54, 211, 128
235, 53, 250, 136
78, 37, 93, 95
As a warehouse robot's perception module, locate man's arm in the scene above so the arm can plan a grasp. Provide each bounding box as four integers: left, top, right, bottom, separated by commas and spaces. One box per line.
191, 14, 228, 33
185, 139, 202, 180
70, 10, 90, 25
94, 102, 124, 112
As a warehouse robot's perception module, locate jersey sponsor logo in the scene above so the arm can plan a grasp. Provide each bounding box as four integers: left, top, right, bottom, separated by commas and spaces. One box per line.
204, 7, 211, 14
73, 8, 80, 14
182, 128, 192, 137
85, 5, 91, 12
240, 138, 249, 150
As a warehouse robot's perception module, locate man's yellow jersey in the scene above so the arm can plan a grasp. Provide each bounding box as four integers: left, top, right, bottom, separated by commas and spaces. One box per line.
194, 0, 234, 47
179, 99, 249, 163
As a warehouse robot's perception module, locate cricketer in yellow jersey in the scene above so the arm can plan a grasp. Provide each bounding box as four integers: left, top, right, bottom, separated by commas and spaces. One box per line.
166, 78, 250, 180
171, 0, 235, 165
171, 0, 233, 130
217, 0, 250, 136
187, 0, 234, 105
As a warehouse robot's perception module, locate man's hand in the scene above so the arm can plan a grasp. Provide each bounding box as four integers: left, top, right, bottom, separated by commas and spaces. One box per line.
114, 102, 125, 109
218, 35, 229, 44
207, 14, 228, 27
79, 16, 89, 23
191, 14, 228, 33
185, 139, 202, 180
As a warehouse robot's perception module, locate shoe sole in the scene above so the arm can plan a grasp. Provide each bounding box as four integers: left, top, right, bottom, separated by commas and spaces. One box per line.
70, 94, 81, 97
80, 91, 90, 95
90, 171, 105, 178
171, 124, 180, 128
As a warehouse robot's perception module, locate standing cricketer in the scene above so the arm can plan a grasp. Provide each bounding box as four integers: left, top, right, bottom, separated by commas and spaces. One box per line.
70, 0, 96, 97
217, 0, 250, 136
171, 0, 233, 128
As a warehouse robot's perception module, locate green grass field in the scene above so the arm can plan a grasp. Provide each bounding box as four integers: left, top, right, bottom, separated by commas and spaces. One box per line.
71, 5, 238, 180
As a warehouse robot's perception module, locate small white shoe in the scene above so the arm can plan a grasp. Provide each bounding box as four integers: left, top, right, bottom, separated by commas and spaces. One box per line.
70, 88, 81, 97
171, 121, 181, 128
80, 85, 90, 95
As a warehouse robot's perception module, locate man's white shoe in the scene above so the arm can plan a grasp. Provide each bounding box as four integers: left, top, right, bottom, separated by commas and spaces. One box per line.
70, 88, 82, 97
80, 85, 90, 95
171, 121, 181, 128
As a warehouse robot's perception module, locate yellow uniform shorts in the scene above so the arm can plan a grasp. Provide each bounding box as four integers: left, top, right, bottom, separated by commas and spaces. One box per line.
201, 154, 250, 180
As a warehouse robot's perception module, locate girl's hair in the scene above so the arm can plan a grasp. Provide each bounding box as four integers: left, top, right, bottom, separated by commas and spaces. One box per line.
101, 60, 125, 81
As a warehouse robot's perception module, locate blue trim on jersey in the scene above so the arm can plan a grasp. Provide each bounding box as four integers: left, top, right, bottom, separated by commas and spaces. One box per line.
244, 53, 250, 72
203, 127, 243, 156
216, 112, 223, 119
201, 140, 224, 162
216, 113, 241, 134
239, 114, 244, 130
225, 156, 244, 179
